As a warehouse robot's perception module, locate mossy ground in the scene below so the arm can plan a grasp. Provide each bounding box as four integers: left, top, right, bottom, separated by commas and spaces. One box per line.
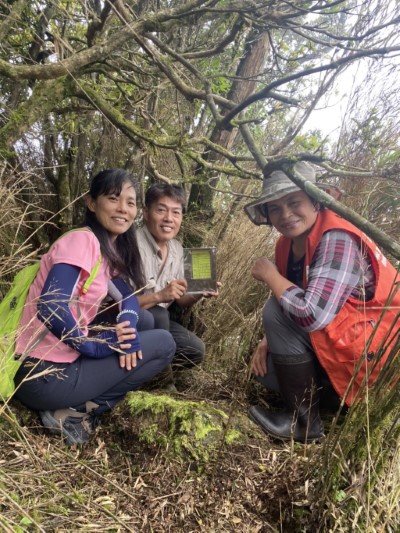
0, 375, 317, 532
123, 391, 242, 463
1, 368, 399, 531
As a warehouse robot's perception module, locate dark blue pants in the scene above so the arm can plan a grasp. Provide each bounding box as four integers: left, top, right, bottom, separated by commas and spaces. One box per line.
14, 310, 175, 412
148, 305, 205, 368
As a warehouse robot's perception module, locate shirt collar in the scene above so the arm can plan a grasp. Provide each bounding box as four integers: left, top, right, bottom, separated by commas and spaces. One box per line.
141, 224, 170, 258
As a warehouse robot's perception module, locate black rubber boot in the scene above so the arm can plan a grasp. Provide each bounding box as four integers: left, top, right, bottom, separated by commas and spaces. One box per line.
249, 352, 324, 443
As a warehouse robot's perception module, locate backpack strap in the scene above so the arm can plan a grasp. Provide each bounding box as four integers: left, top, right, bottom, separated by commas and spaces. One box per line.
80, 256, 102, 295
8, 229, 103, 374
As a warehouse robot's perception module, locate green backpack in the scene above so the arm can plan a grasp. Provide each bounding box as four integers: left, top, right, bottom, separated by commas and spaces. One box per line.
0, 229, 102, 401
0, 263, 41, 399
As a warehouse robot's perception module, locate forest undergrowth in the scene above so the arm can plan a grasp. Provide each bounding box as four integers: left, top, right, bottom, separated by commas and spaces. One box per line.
0, 376, 320, 532
1, 364, 398, 532
0, 182, 399, 532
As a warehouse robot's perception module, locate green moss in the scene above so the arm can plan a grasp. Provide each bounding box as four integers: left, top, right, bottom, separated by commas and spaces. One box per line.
225, 428, 241, 444
126, 392, 241, 463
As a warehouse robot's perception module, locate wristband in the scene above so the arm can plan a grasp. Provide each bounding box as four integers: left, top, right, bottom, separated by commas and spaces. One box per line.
117, 309, 140, 323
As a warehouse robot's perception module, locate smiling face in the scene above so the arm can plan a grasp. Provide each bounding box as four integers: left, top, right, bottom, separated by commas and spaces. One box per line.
87, 180, 137, 241
143, 195, 183, 246
266, 191, 319, 241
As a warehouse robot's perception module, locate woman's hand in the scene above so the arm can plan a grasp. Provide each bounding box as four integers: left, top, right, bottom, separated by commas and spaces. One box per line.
115, 320, 143, 370
119, 350, 143, 371
251, 257, 278, 284
252, 257, 294, 299
251, 336, 268, 377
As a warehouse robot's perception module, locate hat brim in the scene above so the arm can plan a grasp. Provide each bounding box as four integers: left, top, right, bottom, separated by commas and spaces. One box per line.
243, 184, 300, 226
243, 183, 332, 226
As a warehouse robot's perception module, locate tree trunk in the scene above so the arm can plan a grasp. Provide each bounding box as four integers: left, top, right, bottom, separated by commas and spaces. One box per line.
186, 30, 271, 244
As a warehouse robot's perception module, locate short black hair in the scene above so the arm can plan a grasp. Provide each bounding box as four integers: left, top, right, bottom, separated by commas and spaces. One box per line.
144, 183, 187, 210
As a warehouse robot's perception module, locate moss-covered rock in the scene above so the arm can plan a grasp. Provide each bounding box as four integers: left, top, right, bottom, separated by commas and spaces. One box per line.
125, 391, 241, 463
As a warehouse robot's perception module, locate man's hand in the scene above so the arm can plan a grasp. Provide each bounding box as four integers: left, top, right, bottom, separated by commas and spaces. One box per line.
159, 278, 187, 302
137, 279, 187, 310
177, 281, 222, 307
201, 281, 222, 299
251, 336, 268, 377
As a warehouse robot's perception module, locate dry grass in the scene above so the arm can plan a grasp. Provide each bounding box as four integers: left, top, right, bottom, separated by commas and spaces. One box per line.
1, 393, 320, 532
191, 209, 276, 370
0, 168, 55, 291
2, 384, 398, 531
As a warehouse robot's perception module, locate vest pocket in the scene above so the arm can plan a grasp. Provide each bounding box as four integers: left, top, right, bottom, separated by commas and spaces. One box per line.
324, 306, 378, 362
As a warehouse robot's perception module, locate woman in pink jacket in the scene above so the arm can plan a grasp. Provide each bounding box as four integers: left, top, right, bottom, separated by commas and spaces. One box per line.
14, 169, 175, 445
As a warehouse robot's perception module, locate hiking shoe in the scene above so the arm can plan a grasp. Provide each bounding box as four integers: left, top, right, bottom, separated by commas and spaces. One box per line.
40, 407, 99, 445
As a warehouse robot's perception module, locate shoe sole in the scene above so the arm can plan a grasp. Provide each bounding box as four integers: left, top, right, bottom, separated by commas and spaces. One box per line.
40, 412, 89, 445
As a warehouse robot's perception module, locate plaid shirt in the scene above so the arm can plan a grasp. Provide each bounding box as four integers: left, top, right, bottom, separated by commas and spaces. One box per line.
279, 230, 375, 332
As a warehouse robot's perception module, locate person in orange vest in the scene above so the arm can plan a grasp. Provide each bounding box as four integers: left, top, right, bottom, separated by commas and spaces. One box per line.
244, 161, 399, 443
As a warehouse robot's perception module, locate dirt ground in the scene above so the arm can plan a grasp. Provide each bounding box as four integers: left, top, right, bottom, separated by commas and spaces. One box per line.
0, 368, 331, 532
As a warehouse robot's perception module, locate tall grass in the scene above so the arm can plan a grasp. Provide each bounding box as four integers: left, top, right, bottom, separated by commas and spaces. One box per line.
310, 334, 400, 531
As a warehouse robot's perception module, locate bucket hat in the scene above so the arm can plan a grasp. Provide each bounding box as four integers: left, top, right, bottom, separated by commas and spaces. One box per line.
244, 161, 332, 225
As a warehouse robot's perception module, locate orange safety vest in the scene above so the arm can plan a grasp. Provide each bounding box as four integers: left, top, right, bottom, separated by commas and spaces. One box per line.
275, 209, 400, 405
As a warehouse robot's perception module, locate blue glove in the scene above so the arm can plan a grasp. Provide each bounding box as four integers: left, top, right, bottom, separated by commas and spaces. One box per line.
110, 277, 142, 353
